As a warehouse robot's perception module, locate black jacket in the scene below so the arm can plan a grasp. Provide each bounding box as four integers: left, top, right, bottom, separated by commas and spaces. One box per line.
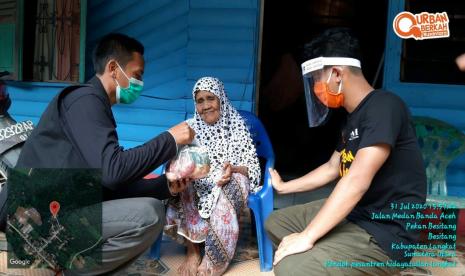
16, 76, 177, 200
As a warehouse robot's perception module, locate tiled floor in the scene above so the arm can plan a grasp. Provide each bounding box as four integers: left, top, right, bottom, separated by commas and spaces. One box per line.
152, 239, 274, 276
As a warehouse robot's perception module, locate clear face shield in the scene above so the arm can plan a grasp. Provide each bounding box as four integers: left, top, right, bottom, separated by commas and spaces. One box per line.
302, 69, 330, 127
301, 57, 361, 127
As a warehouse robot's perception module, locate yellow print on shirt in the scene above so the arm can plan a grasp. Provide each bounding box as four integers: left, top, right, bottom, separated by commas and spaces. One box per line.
340, 149, 355, 176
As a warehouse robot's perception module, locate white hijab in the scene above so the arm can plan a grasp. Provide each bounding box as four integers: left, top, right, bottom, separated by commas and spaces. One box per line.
187, 77, 261, 218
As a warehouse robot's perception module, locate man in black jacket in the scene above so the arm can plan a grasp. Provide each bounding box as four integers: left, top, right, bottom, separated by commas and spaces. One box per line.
16, 33, 194, 274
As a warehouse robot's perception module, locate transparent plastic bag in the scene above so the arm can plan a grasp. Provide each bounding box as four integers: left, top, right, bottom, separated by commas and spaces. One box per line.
166, 145, 210, 180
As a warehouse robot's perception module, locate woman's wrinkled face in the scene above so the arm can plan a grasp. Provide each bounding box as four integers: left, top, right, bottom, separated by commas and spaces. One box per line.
195, 90, 221, 125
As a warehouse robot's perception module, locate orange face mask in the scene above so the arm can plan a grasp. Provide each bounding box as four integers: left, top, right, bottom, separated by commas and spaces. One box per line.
313, 71, 344, 108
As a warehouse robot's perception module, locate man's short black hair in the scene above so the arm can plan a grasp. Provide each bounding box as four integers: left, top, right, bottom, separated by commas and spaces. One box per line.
92, 33, 144, 75
302, 27, 362, 62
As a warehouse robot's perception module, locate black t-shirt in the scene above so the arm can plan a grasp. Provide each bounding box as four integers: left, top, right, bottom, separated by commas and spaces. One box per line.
337, 89, 426, 263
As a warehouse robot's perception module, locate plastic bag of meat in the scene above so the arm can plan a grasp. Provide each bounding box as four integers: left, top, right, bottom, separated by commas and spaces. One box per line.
166, 145, 210, 180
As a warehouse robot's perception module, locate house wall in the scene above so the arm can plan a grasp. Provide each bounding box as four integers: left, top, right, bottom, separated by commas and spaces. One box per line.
383, 0, 465, 196
7, 0, 261, 156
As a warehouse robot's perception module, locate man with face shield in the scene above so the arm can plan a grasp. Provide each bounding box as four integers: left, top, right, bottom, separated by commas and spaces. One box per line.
15, 33, 195, 275
265, 28, 426, 275
301, 56, 360, 127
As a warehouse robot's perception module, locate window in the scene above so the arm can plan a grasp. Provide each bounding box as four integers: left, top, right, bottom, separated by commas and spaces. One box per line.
0, 0, 86, 83
0, 0, 19, 79
400, 0, 465, 85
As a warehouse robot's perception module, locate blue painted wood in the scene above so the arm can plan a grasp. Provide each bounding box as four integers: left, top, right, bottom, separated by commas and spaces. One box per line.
188, 41, 254, 55
188, 54, 252, 68
383, 0, 403, 89
7, 82, 64, 102
10, 100, 49, 117
137, 17, 188, 49
8, 90, 57, 102
116, 124, 169, 142
13, 115, 40, 125
187, 67, 253, 83
88, 0, 177, 41
85, 0, 189, 79
119, 140, 142, 149
86, 0, 259, 109
7, 82, 63, 125
129, 98, 188, 111
113, 1, 187, 38
385, 83, 465, 116
187, 1, 259, 112
10, 0, 261, 167
144, 49, 186, 74
112, 107, 185, 126
6, 81, 69, 89
143, 79, 189, 99
189, 9, 257, 27
189, 26, 255, 41
190, 0, 258, 9
144, 34, 188, 64
231, 101, 253, 112
143, 65, 186, 87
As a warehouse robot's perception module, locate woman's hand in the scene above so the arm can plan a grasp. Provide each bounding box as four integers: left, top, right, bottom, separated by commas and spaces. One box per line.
216, 162, 232, 187
166, 171, 191, 195
269, 168, 287, 194
168, 177, 192, 195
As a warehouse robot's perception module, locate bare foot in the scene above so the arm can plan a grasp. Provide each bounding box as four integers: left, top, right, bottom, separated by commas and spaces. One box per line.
196, 257, 208, 276
197, 256, 227, 276
178, 241, 201, 276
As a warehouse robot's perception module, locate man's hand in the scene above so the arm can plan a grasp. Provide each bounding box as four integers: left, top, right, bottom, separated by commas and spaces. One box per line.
273, 232, 314, 266
269, 168, 287, 194
168, 122, 195, 145
217, 162, 232, 187
456, 53, 465, 71
168, 178, 191, 195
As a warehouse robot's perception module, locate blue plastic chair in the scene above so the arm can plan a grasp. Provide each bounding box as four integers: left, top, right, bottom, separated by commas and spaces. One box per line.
149, 232, 162, 260
150, 110, 275, 272
239, 110, 275, 272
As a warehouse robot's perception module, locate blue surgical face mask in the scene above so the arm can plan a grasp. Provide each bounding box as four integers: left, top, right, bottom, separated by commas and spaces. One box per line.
115, 62, 144, 104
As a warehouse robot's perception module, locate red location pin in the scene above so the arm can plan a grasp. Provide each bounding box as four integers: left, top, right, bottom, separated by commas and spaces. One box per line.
50, 201, 60, 217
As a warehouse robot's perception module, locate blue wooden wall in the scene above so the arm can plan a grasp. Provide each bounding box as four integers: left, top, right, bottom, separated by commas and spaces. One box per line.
86, 0, 260, 148
7, 0, 261, 162
85, 0, 191, 150
185, 0, 259, 116
384, 0, 465, 196
7, 82, 64, 125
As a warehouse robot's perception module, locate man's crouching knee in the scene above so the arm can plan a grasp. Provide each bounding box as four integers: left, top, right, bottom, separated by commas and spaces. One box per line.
274, 253, 326, 276
138, 197, 165, 239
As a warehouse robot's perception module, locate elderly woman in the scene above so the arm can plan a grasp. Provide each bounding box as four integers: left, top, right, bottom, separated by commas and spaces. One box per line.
165, 77, 261, 276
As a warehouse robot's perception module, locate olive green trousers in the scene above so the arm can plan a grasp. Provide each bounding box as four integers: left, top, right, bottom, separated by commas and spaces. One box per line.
265, 198, 401, 276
